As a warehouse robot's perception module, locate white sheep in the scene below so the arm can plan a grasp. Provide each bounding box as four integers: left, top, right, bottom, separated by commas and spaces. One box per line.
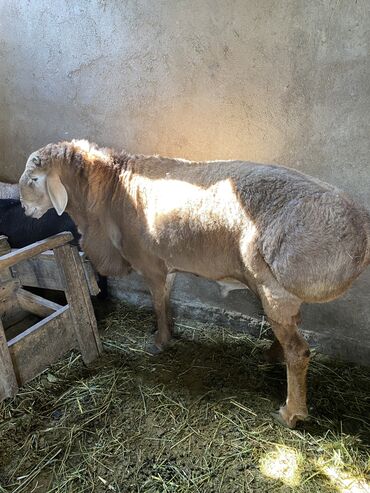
19, 140, 370, 428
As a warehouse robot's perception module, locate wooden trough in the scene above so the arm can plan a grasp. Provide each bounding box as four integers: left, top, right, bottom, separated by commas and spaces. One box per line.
0, 232, 103, 402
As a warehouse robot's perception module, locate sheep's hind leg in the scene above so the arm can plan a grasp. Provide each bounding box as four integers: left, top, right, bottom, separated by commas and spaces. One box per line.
258, 283, 309, 428
264, 339, 285, 364
269, 320, 310, 428
264, 312, 301, 363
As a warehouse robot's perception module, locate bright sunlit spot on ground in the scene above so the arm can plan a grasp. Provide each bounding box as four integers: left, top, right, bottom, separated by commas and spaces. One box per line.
259, 445, 302, 487
319, 461, 370, 493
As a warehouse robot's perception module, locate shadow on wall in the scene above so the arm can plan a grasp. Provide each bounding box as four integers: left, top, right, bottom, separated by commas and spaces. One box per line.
108, 270, 370, 366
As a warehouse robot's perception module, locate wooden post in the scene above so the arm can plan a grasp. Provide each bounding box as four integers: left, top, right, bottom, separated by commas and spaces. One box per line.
0, 236, 19, 399
54, 244, 103, 364
0, 302, 18, 400
0, 235, 12, 281
0, 235, 26, 338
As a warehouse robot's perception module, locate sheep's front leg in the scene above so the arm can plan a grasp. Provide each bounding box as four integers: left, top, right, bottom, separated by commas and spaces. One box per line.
145, 272, 175, 353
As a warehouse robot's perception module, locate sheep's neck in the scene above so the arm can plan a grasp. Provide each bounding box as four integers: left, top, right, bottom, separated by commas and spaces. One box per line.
61, 159, 122, 235
59, 167, 88, 232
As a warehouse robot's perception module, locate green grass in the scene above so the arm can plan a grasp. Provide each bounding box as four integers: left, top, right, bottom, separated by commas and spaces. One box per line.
0, 301, 369, 492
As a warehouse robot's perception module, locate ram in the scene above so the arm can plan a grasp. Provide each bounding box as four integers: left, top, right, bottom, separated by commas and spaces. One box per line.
0, 198, 80, 248
19, 140, 370, 428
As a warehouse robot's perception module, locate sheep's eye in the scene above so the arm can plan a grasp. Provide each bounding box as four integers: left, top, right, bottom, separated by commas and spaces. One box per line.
31, 177, 38, 182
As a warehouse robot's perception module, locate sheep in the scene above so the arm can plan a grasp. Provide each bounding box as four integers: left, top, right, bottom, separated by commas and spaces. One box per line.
0, 198, 108, 299
18, 139, 370, 428
0, 181, 20, 199
0, 198, 80, 247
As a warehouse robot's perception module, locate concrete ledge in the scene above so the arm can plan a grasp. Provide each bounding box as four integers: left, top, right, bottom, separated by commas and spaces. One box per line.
108, 272, 370, 367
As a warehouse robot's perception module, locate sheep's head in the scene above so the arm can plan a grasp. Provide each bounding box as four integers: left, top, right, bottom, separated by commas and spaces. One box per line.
19, 145, 68, 218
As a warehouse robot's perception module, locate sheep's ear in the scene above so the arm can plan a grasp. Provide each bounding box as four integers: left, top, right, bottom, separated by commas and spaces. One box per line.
46, 172, 68, 216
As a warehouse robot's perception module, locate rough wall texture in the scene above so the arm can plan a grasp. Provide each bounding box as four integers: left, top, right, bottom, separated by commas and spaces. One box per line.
0, 1, 369, 362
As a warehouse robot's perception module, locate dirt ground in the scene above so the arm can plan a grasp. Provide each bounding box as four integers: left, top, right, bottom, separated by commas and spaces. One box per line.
0, 301, 369, 492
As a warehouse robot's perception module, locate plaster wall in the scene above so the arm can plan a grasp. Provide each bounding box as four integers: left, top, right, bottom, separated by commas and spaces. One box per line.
1, 0, 369, 362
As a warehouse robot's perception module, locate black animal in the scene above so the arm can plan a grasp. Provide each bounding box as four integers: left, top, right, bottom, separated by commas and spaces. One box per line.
0, 199, 107, 298
0, 199, 80, 247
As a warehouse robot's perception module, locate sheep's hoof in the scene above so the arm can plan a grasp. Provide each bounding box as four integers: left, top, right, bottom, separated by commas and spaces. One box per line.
271, 406, 307, 429
271, 410, 296, 429
145, 342, 163, 355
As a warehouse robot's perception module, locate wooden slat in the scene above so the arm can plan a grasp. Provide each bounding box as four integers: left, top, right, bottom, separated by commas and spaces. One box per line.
0, 292, 28, 330
0, 317, 18, 400
54, 244, 103, 364
12, 255, 64, 290
0, 232, 73, 270
17, 288, 63, 318
8, 307, 76, 386
11, 250, 100, 296
5, 314, 40, 342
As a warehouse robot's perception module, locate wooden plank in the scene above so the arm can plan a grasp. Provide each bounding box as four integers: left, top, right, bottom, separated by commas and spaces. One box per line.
0, 317, 18, 401
8, 306, 69, 345
0, 232, 73, 270
5, 314, 40, 341
54, 244, 103, 364
12, 255, 64, 290
0, 292, 28, 330
11, 251, 100, 295
17, 288, 63, 318
8, 307, 76, 385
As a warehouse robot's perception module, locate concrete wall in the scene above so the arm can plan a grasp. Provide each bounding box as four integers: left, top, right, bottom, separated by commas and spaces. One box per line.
1, 1, 369, 363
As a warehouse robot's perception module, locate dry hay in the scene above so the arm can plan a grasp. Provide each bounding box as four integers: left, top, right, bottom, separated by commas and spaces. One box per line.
0, 301, 369, 492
